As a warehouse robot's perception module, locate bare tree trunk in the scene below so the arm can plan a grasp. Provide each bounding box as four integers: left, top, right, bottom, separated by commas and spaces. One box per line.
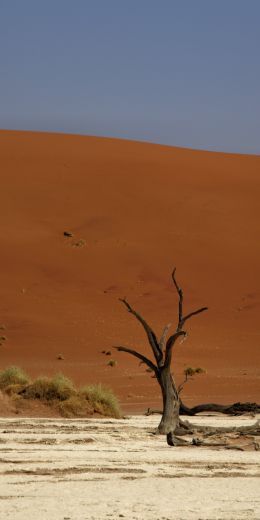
157, 370, 180, 434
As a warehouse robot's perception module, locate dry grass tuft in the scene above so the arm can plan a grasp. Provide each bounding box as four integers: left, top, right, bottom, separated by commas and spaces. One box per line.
0, 366, 30, 389
23, 373, 75, 401
57, 396, 93, 418
80, 384, 121, 418
0, 366, 121, 418
4, 383, 27, 396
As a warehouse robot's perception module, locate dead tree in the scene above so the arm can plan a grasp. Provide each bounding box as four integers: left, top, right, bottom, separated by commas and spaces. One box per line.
115, 268, 207, 436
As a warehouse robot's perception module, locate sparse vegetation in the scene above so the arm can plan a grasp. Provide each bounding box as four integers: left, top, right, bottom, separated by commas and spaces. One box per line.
0, 366, 121, 418
177, 366, 205, 394
4, 383, 26, 396
80, 384, 121, 418
22, 373, 75, 401
57, 395, 92, 418
0, 366, 30, 389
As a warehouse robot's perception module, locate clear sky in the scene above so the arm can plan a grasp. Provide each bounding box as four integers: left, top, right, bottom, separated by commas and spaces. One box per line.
0, 0, 259, 153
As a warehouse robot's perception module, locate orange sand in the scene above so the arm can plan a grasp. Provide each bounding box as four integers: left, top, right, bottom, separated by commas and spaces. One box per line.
0, 130, 259, 412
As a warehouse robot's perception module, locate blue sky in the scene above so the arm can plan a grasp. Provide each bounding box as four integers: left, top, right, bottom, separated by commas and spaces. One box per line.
0, 0, 259, 153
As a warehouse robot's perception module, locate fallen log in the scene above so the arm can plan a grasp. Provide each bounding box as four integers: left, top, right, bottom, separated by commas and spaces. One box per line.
145, 401, 260, 417
180, 401, 260, 416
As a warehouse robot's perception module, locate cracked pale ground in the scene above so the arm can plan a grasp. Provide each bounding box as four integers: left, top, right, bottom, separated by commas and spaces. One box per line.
0, 415, 259, 520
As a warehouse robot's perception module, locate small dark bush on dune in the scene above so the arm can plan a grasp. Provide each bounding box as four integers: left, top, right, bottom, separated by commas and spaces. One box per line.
107, 359, 117, 367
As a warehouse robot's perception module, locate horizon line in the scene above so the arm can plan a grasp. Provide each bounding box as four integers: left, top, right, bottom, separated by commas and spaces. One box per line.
1, 127, 260, 159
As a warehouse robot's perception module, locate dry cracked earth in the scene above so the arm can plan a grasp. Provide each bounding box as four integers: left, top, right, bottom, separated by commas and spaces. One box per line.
0, 415, 259, 520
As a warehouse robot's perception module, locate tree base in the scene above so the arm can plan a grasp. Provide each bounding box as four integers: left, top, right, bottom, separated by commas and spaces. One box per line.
167, 432, 190, 446
166, 419, 260, 451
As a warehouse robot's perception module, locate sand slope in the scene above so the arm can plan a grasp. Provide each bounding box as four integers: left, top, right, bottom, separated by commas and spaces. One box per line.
0, 130, 259, 411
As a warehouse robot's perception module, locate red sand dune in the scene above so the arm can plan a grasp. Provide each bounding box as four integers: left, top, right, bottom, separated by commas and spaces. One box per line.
0, 130, 259, 413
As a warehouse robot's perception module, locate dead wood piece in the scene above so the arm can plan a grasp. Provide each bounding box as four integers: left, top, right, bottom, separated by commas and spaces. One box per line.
167, 432, 190, 447
180, 401, 260, 416
147, 401, 260, 417
145, 408, 162, 416
181, 419, 260, 437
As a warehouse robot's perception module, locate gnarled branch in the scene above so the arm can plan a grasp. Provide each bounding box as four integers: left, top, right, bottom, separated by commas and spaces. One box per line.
119, 298, 162, 363
114, 345, 158, 375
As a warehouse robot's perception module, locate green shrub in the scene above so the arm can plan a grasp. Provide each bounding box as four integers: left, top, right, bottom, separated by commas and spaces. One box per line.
0, 366, 30, 389
80, 384, 121, 418
23, 373, 75, 401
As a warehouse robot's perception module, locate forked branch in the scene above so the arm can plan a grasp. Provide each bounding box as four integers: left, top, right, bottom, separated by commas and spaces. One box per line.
118, 271, 208, 372
160, 268, 208, 368
172, 268, 208, 329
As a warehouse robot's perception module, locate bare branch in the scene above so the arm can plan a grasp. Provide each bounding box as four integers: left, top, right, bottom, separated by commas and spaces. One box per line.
177, 384, 184, 394
164, 331, 186, 367
172, 267, 181, 295
119, 298, 162, 363
159, 323, 171, 351
182, 306, 208, 325
114, 345, 158, 375
177, 372, 190, 394
172, 268, 183, 330
172, 269, 208, 329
